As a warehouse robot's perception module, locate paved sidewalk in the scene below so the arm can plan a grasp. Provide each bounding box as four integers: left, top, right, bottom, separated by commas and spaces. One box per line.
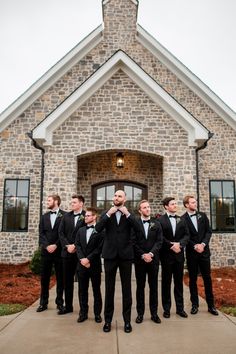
0, 275, 236, 354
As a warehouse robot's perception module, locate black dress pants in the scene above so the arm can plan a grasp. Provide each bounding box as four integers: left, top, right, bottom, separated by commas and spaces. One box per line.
135, 261, 159, 316
104, 258, 132, 323
62, 254, 78, 311
40, 254, 63, 307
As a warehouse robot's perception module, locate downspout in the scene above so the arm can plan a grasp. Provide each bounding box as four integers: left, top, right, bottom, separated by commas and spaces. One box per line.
196, 132, 214, 210
27, 132, 45, 218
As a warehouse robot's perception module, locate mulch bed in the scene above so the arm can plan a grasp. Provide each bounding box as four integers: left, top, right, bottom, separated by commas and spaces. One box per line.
0, 263, 235, 308
184, 267, 236, 307
0, 262, 55, 306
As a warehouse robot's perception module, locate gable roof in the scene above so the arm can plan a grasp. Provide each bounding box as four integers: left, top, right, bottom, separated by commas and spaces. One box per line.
32, 50, 209, 147
1, 22, 235, 135
137, 24, 236, 131
0, 25, 103, 132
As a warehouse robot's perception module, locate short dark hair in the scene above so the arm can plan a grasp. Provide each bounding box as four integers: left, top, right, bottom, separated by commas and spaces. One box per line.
48, 194, 61, 206
71, 194, 85, 204
162, 197, 175, 208
183, 195, 195, 207
86, 207, 97, 216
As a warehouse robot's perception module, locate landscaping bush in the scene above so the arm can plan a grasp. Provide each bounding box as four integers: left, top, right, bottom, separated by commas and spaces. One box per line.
29, 248, 41, 275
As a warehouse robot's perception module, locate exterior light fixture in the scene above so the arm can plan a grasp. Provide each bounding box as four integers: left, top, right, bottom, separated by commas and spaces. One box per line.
116, 152, 124, 168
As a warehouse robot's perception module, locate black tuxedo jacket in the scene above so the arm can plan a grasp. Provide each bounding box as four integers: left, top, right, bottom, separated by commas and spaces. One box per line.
181, 212, 212, 258
39, 209, 66, 257
95, 211, 139, 260
159, 213, 189, 263
75, 226, 104, 273
134, 218, 163, 264
59, 210, 86, 258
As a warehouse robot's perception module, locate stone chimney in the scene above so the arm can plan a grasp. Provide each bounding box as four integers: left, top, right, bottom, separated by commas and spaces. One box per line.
102, 0, 138, 48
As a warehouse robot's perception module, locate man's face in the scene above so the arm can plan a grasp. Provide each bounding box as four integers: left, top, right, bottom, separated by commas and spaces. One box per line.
113, 190, 126, 207
71, 198, 83, 212
84, 212, 96, 225
186, 198, 197, 212
47, 197, 56, 210
165, 199, 177, 214
139, 202, 151, 218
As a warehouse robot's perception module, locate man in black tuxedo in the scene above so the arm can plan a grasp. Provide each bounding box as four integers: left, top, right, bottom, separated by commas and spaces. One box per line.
37, 194, 65, 312
95, 190, 139, 334
75, 207, 104, 323
58, 194, 85, 314
182, 195, 218, 316
158, 197, 189, 318
133, 200, 163, 324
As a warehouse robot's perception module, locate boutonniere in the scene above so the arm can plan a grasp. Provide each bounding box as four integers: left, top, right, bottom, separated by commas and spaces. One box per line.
176, 216, 181, 224
57, 212, 63, 218
149, 222, 156, 230
79, 214, 85, 221
197, 214, 202, 220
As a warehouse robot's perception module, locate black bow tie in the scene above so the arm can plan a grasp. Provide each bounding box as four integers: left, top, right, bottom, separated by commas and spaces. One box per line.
73, 213, 81, 217
86, 225, 95, 229
169, 215, 176, 218
143, 220, 150, 224
190, 213, 197, 217
50, 211, 57, 215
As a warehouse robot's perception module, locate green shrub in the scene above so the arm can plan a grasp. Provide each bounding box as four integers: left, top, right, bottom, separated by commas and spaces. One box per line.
29, 248, 42, 275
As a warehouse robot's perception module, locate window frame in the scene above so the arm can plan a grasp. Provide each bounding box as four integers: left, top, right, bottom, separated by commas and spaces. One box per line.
209, 179, 236, 233
2, 178, 30, 232
92, 180, 148, 215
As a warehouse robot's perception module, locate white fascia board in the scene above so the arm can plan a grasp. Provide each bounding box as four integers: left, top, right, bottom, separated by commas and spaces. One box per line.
33, 51, 209, 147
0, 25, 103, 132
137, 24, 236, 131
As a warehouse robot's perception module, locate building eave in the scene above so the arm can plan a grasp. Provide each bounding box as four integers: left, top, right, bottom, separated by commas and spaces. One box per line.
0, 25, 103, 132
137, 24, 236, 131
32, 50, 209, 147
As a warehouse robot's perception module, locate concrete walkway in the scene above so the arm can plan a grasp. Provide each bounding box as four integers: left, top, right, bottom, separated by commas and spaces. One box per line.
0, 274, 236, 354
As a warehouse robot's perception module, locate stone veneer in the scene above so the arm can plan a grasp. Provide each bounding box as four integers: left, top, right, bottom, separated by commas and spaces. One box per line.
0, 0, 235, 265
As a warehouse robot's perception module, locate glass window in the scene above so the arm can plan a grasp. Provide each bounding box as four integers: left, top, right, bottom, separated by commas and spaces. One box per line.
210, 180, 236, 232
93, 181, 147, 215
2, 179, 30, 232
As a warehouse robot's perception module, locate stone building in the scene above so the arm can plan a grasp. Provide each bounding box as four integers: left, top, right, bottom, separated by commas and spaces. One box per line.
0, 0, 235, 266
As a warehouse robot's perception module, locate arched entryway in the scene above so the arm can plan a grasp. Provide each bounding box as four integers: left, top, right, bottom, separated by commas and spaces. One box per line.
77, 150, 163, 215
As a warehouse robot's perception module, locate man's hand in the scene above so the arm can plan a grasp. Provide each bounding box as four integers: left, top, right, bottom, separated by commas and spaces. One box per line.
142, 253, 153, 263
67, 244, 76, 253
194, 243, 205, 253
46, 244, 57, 253
107, 206, 118, 216
80, 258, 90, 268
170, 242, 181, 253
118, 206, 130, 217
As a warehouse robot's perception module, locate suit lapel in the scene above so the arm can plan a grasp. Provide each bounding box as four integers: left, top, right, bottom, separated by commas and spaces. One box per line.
139, 218, 146, 238
165, 213, 175, 237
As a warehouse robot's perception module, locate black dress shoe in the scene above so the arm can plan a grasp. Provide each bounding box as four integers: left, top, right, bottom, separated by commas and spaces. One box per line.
208, 307, 219, 316
57, 305, 64, 311
163, 311, 170, 318
58, 307, 73, 315
77, 314, 88, 323
135, 315, 143, 324
36, 305, 47, 312
190, 306, 198, 315
103, 322, 111, 332
176, 310, 188, 318
124, 322, 132, 333
95, 315, 102, 323
151, 314, 161, 323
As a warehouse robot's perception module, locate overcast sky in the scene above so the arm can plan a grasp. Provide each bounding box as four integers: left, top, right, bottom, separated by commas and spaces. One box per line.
0, 0, 235, 114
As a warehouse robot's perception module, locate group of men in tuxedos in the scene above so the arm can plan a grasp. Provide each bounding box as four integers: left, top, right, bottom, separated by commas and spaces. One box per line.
36, 191, 218, 334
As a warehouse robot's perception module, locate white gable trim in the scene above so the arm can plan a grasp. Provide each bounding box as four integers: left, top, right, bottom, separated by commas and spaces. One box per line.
0, 25, 103, 132
32, 50, 209, 147
137, 25, 236, 131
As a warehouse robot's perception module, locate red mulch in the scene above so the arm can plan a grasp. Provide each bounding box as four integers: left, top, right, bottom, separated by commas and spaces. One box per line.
0, 262, 55, 306
184, 267, 236, 307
